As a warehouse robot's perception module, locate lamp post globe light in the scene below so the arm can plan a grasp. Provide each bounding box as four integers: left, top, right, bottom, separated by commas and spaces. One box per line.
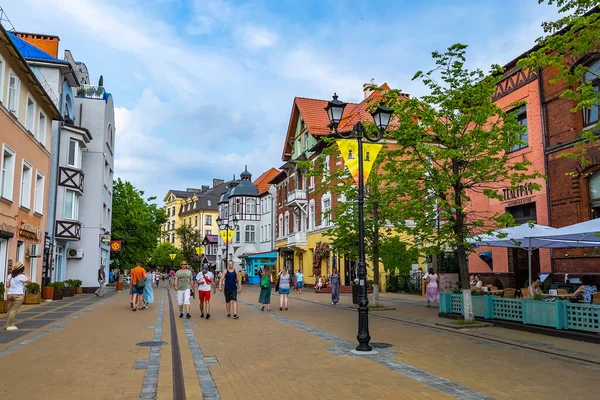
169, 253, 176, 271
216, 216, 239, 269
325, 93, 392, 352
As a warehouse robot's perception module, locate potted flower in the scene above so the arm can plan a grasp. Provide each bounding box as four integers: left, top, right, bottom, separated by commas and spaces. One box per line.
25, 282, 41, 304
42, 283, 54, 301
74, 279, 83, 294
0, 282, 5, 313
50, 282, 65, 300
63, 280, 76, 297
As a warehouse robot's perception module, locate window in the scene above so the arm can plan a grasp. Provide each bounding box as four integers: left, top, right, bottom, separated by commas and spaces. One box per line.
195, 216, 198, 226
309, 201, 316, 230
207, 200, 212, 206
0, 54, 4, 104
323, 155, 330, 177
8, 71, 19, 113
234, 198, 242, 214
38, 111, 47, 146
16, 241, 24, 263
284, 212, 289, 235
278, 214, 283, 238
1, 145, 16, 200
235, 226, 241, 243
322, 194, 331, 226
206, 230, 212, 236
107, 124, 113, 149
34, 171, 45, 214
293, 211, 299, 232
584, 59, 600, 126
68, 140, 82, 168
167, 208, 170, 217
246, 198, 256, 215
26, 96, 36, 134
64, 190, 80, 220
268, 224, 271, 241
245, 225, 256, 242
590, 172, 600, 219
510, 106, 528, 152
20, 161, 32, 209
205, 215, 212, 225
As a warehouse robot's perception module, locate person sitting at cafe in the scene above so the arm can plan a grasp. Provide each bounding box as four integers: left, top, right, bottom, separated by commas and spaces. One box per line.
527, 277, 542, 299
471, 276, 483, 290
572, 276, 598, 303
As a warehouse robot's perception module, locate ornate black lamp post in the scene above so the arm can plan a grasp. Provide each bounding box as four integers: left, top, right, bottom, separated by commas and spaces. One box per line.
325, 93, 392, 352
216, 216, 239, 269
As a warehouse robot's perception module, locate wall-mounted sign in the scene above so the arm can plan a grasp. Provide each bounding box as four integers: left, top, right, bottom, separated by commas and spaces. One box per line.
110, 240, 122, 252
101, 234, 111, 246
19, 221, 40, 241
502, 183, 533, 202
506, 197, 534, 207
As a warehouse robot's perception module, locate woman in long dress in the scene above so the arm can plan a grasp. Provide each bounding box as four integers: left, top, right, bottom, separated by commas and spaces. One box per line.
143, 271, 155, 309
425, 268, 439, 307
258, 267, 272, 311
331, 268, 341, 305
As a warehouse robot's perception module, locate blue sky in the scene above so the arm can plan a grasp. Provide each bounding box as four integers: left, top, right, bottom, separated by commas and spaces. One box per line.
4, 0, 559, 203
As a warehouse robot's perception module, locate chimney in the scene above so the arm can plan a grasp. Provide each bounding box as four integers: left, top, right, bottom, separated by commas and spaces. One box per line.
202, 185, 209, 192
15, 32, 60, 58
213, 178, 225, 188
363, 78, 376, 99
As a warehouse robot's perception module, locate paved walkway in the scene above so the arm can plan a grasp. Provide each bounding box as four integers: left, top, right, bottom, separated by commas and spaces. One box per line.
0, 285, 598, 399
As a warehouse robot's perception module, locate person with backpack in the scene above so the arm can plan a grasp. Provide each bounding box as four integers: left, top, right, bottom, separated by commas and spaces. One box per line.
196, 264, 215, 319
130, 263, 147, 311
259, 266, 273, 311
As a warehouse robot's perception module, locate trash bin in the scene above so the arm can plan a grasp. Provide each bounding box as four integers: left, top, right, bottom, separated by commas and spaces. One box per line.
352, 282, 359, 305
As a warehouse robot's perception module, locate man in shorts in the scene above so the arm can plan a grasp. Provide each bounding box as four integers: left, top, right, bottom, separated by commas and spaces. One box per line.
130, 263, 146, 311
174, 260, 194, 318
219, 260, 241, 319
196, 264, 215, 319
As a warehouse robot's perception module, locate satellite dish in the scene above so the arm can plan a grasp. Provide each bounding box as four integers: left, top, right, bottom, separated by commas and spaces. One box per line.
98, 75, 104, 87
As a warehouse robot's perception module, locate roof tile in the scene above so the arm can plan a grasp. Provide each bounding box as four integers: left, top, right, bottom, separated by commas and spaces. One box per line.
253, 168, 280, 195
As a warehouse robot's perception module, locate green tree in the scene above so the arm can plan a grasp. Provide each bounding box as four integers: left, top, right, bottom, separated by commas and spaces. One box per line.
384, 44, 543, 320
380, 237, 419, 275
519, 1, 600, 164
111, 179, 166, 270
150, 242, 183, 270
175, 224, 203, 268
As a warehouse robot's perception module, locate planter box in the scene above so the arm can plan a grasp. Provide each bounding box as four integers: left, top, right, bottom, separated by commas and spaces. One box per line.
76, 287, 83, 294
63, 288, 75, 297
53, 290, 64, 300
116, 282, 124, 292
24, 293, 41, 305
522, 299, 566, 329
42, 286, 54, 301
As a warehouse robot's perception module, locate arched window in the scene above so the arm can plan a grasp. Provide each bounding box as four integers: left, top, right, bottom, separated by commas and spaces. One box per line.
583, 59, 600, 126
64, 94, 73, 123
589, 171, 600, 219
107, 124, 113, 147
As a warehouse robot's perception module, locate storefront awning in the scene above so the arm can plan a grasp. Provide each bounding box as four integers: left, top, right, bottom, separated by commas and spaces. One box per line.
277, 246, 294, 253
246, 251, 277, 259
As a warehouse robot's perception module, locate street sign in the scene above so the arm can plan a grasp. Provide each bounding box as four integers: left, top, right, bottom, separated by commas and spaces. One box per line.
110, 240, 122, 252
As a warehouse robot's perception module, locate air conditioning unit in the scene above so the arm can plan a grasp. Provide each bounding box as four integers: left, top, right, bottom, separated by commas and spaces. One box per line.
67, 248, 84, 259
27, 244, 43, 258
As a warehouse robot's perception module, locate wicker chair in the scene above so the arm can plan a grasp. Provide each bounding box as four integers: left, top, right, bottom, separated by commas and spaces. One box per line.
593, 292, 600, 304
503, 288, 516, 298
557, 288, 569, 295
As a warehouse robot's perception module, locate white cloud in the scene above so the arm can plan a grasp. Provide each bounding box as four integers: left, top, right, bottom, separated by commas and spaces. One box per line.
236, 25, 278, 49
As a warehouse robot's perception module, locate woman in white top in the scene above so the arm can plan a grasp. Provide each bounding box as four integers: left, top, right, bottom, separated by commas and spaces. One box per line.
5, 262, 30, 331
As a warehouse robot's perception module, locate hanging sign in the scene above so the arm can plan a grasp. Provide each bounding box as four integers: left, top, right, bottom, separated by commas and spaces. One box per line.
220, 229, 235, 244
110, 240, 122, 252
19, 221, 41, 241
336, 139, 383, 185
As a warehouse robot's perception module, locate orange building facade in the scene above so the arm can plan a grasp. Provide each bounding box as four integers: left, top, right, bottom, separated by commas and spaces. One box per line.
467, 67, 551, 288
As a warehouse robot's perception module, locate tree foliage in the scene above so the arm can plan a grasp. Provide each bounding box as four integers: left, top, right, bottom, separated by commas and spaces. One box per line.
150, 242, 183, 269
380, 237, 419, 275
175, 223, 203, 267
111, 179, 166, 270
383, 44, 544, 292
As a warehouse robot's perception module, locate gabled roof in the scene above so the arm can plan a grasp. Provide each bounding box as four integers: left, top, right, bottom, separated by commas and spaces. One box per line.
203, 234, 218, 244
253, 168, 279, 195
163, 189, 193, 203
8, 32, 68, 64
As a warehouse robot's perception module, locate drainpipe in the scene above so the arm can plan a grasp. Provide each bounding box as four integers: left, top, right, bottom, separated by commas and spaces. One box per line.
537, 68, 554, 277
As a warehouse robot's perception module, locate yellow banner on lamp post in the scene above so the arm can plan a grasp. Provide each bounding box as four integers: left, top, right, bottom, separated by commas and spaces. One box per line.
220, 229, 235, 244
336, 139, 383, 185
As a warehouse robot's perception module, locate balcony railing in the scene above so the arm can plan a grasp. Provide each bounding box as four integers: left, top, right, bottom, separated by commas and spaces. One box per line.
55, 220, 81, 241
58, 166, 85, 193
287, 189, 307, 205
288, 232, 307, 246
76, 85, 106, 100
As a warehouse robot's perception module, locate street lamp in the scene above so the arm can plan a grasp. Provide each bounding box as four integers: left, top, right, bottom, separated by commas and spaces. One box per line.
216, 216, 239, 269
325, 94, 392, 352
169, 253, 176, 271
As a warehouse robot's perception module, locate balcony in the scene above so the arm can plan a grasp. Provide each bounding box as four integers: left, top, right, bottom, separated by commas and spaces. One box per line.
55, 220, 81, 241
288, 232, 307, 247
76, 85, 106, 100
58, 167, 85, 193
286, 189, 307, 207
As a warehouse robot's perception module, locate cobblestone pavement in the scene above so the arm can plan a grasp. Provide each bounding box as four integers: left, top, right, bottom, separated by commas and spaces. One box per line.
0, 285, 598, 399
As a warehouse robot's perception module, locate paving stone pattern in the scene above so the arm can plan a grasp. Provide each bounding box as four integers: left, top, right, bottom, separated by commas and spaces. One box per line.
183, 312, 221, 399
139, 291, 165, 400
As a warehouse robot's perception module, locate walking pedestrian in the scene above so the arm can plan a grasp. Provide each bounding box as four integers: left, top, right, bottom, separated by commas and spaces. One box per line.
4, 262, 29, 331
331, 268, 341, 305
293, 270, 298, 292
219, 260, 241, 319
109, 269, 114, 284
143, 269, 155, 308
278, 268, 291, 311
130, 263, 147, 311
296, 269, 304, 295
259, 266, 272, 311
154, 270, 160, 288
174, 260, 194, 319
425, 268, 439, 307
196, 264, 215, 319
95, 264, 106, 297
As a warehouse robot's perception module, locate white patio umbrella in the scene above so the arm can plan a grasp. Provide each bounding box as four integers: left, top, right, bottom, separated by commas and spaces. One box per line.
471, 223, 598, 287
526, 218, 600, 245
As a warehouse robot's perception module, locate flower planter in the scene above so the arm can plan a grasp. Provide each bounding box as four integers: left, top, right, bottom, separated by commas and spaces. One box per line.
522, 299, 566, 329
53, 290, 64, 301
24, 293, 41, 305
116, 281, 124, 292
76, 287, 83, 295
42, 286, 54, 301
63, 287, 75, 297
